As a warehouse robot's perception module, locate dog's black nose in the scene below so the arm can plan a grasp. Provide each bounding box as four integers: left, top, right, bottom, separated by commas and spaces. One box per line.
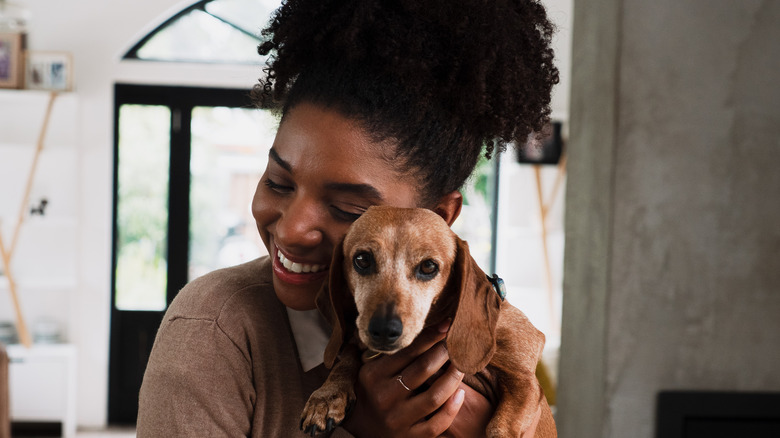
368, 309, 403, 345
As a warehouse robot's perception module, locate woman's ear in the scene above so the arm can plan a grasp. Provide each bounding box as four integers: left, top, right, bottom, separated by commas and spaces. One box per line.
432, 190, 463, 226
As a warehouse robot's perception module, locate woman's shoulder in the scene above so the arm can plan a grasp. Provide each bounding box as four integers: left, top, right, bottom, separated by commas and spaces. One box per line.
164, 256, 276, 322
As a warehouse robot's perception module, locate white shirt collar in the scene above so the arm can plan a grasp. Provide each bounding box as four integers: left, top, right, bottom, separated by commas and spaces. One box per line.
286, 307, 331, 372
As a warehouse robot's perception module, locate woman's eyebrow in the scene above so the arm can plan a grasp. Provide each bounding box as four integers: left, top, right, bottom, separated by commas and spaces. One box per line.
323, 182, 384, 202
269, 147, 384, 201
268, 147, 292, 172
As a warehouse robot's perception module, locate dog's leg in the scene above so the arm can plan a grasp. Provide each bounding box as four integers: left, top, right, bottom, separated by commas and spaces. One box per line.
485, 305, 549, 437
487, 371, 543, 438
301, 342, 361, 435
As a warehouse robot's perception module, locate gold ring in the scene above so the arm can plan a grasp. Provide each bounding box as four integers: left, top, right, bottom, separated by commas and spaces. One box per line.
396, 375, 411, 392
363, 350, 383, 361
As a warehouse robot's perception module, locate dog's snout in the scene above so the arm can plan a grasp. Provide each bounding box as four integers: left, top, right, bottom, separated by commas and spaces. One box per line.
368, 304, 403, 347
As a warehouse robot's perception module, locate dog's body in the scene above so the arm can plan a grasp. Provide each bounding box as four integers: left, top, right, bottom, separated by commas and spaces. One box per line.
301, 206, 556, 437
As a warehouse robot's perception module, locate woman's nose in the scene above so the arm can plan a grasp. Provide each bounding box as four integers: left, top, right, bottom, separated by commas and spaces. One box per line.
274, 195, 324, 249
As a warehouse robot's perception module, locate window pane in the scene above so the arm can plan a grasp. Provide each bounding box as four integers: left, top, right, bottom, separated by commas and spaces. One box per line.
115, 105, 171, 311
136, 9, 260, 63
205, 0, 281, 38
188, 106, 278, 281
495, 154, 565, 343
452, 154, 496, 273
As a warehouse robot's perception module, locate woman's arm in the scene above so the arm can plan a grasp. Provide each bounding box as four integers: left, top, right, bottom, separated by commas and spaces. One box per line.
137, 316, 255, 437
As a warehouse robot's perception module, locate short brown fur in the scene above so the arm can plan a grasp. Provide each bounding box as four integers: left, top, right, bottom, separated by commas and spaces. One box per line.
302, 206, 556, 437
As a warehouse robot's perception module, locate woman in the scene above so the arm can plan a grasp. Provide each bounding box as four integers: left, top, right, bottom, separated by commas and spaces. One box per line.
137, 0, 558, 436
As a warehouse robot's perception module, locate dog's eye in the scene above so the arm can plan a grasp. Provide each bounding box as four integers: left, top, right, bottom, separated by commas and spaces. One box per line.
353, 252, 374, 275
416, 259, 439, 280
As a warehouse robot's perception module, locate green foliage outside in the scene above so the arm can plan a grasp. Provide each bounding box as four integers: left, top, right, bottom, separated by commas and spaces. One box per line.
115, 105, 170, 311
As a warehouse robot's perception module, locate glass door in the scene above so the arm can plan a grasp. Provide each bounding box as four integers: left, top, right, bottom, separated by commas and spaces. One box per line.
188, 106, 278, 280
109, 84, 276, 423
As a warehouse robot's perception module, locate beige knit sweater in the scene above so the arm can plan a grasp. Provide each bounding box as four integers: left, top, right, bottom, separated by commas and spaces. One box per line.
137, 257, 352, 437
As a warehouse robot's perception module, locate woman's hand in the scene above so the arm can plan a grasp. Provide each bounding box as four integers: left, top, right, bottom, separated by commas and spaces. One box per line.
440, 382, 491, 438
343, 320, 475, 437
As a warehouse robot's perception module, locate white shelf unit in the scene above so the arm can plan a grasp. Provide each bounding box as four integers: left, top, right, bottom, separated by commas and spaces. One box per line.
0, 90, 79, 337
6, 343, 77, 438
1, 91, 81, 436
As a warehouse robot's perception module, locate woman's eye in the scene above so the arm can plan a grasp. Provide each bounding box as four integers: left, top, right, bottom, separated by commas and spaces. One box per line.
264, 178, 292, 193
330, 206, 363, 222
353, 252, 374, 275
416, 259, 439, 280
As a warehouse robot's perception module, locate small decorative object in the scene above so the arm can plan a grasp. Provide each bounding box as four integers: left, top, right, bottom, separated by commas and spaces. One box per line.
29, 198, 48, 216
516, 121, 564, 165
32, 318, 62, 344
25, 51, 73, 91
0, 321, 18, 345
0, 31, 24, 89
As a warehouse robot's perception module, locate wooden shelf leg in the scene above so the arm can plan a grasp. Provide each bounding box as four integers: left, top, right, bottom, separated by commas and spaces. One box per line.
534, 166, 560, 339
0, 231, 32, 348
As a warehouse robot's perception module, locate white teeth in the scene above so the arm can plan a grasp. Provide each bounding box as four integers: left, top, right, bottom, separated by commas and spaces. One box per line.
277, 250, 326, 274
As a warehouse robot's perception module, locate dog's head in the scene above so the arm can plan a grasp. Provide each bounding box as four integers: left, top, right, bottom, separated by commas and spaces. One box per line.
318, 206, 502, 374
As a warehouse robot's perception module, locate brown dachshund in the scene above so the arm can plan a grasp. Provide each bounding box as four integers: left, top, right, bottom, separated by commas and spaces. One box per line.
301, 206, 556, 437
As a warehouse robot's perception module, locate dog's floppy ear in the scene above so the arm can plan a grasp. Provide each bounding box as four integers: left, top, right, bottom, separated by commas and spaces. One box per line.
445, 236, 502, 375
316, 239, 357, 368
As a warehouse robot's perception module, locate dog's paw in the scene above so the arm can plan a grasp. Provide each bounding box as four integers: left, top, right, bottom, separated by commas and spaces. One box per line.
300, 386, 356, 436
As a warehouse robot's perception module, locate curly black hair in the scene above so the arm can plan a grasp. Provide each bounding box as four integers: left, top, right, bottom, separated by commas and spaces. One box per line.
252, 0, 558, 205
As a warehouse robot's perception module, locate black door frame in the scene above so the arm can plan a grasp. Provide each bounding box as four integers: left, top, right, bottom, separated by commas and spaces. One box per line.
108, 83, 257, 424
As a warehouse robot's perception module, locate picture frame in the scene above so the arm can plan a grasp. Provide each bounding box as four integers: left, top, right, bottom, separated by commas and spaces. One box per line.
0, 32, 26, 89
25, 51, 73, 91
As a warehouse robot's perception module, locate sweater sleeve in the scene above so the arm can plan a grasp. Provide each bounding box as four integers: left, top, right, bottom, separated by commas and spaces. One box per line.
137, 315, 255, 437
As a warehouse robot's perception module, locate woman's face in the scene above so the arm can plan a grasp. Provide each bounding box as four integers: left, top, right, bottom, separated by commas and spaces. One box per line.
252, 103, 421, 310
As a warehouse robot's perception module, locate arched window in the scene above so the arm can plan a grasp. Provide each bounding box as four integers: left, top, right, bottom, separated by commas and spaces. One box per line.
123, 0, 279, 64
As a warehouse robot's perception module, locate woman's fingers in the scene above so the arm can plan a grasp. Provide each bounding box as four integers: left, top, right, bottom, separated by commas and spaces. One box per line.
396, 341, 450, 391
411, 387, 466, 437
405, 362, 465, 420
440, 383, 492, 438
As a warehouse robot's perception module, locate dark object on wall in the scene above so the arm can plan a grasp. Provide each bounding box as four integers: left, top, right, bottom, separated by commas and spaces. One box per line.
516, 121, 563, 165
1, 344, 9, 438
656, 391, 780, 438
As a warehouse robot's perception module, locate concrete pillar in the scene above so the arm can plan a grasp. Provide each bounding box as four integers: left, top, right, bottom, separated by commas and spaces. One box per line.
558, 1, 780, 437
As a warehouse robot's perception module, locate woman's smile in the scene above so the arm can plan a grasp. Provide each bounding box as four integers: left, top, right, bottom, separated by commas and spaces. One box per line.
271, 242, 330, 286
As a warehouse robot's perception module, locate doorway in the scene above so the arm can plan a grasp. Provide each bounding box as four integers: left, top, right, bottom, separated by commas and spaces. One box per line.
108, 84, 276, 423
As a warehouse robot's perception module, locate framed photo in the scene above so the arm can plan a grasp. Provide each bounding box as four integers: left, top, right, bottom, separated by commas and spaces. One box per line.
0, 32, 26, 89
25, 51, 73, 91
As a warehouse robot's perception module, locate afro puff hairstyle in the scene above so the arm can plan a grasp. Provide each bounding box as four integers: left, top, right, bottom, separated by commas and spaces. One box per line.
253, 0, 559, 204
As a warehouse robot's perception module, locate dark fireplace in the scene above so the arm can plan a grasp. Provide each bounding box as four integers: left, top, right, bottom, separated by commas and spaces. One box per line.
656, 391, 780, 438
